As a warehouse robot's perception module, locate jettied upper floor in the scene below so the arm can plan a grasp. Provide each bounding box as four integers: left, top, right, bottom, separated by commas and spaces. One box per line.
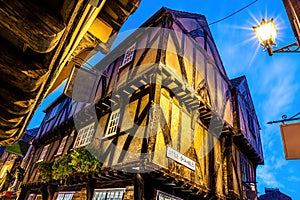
64, 7, 264, 164
0, 0, 141, 145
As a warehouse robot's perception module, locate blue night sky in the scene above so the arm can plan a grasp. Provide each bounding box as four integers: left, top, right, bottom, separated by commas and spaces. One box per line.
29, 0, 300, 198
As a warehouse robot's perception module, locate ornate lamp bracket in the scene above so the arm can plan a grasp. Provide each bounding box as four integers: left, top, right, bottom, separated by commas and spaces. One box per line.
272, 42, 300, 53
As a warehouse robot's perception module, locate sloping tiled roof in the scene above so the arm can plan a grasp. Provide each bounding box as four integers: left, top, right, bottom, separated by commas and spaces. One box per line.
21, 127, 39, 143
230, 76, 246, 88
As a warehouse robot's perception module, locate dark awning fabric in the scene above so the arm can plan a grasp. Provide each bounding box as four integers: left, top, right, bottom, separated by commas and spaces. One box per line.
5, 141, 30, 157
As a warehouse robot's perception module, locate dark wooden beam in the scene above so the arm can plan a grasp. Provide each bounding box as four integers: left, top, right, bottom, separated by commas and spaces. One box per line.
169, 28, 188, 82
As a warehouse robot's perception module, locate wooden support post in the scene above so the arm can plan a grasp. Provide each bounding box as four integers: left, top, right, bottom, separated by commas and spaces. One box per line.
16, 188, 28, 200
47, 184, 57, 200
86, 180, 96, 200
134, 173, 145, 200
147, 65, 162, 157
224, 135, 234, 199
39, 185, 48, 200
208, 135, 216, 193
143, 175, 155, 200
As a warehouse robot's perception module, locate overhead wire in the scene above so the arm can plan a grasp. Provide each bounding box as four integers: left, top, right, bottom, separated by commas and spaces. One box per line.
208, 0, 258, 26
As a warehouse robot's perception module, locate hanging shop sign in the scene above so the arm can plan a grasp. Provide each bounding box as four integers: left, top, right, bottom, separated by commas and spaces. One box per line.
280, 122, 300, 160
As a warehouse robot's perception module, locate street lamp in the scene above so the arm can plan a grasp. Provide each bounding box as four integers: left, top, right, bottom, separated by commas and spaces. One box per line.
253, 18, 277, 56
253, 18, 300, 56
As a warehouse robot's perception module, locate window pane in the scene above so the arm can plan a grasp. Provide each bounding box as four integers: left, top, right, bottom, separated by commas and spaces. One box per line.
122, 44, 135, 66
105, 110, 120, 136
73, 123, 95, 148
37, 144, 50, 162
56, 192, 74, 200
93, 189, 124, 200
56, 136, 68, 155
156, 191, 183, 200
56, 194, 64, 200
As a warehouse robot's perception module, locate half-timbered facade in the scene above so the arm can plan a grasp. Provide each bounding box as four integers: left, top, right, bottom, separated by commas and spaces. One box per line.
19, 7, 263, 200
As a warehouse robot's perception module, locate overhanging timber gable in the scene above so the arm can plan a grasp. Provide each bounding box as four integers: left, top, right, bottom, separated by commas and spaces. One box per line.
231, 76, 264, 164
104, 7, 230, 83
166, 8, 229, 82
90, 7, 234, 128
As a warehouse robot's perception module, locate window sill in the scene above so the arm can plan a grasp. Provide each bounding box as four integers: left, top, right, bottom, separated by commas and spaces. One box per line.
102, 133, 118, 140
72, 143, 90, 150
119, 61, 132, 69
54, 153, 62, 158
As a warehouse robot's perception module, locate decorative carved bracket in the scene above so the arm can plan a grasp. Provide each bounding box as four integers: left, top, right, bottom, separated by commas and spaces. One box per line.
273, 42, 300, 53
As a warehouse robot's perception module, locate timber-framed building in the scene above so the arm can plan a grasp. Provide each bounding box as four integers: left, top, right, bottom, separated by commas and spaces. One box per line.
18, 7, 264, 200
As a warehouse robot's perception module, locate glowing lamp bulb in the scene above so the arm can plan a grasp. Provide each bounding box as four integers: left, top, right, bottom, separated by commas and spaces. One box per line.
253, 18, 278, 47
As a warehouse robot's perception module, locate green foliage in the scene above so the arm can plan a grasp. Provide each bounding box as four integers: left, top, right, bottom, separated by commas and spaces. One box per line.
5, 171, 14, 183
37, 161, 53, 183
52, 154, 73, 181
69, 148, 101, 173
37, 148, 102, 183
16, 166, 25, 180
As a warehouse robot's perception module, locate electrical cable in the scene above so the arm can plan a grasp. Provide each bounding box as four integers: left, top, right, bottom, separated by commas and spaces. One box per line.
209, 0, 258, 26
74, 56, 94, 69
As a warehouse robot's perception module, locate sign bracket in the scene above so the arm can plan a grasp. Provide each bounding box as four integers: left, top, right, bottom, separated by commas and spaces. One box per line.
267, 112, 300, 124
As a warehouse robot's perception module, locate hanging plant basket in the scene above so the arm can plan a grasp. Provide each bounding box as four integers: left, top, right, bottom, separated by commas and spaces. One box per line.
37, 147, 102, 184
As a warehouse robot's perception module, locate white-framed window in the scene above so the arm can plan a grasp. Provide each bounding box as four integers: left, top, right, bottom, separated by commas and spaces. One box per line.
156, 190, 183, 200
92, 188, 125, 200
56, 191, 75, 200
73, 123, 95, 148
105, 110, 121, 137
37, 144, 50, 162
56, 135, 68, 156
121, 44, 135, 66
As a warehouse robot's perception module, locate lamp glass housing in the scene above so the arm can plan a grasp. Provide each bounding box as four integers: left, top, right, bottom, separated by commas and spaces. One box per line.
253, 18, 277, 47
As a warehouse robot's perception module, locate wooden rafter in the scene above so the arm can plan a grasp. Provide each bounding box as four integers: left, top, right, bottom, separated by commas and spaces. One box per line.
169, 28, 189, 83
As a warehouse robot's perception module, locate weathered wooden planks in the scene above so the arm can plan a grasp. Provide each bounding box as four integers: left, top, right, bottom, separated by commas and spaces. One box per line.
0, 39, 48, 93
0, 0, 65, 53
